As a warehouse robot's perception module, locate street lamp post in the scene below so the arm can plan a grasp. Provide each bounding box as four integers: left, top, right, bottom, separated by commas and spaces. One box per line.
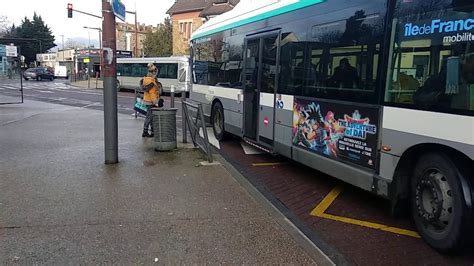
125, 10, 138, 57
61, 35, 65, 66
84, 26, 102, 77
88, 31, 91, 88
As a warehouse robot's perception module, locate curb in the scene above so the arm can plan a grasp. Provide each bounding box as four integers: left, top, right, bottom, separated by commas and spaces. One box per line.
214, 151, 348, 265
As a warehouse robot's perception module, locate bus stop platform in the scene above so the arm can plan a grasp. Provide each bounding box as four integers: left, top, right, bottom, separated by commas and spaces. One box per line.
0, 97, 331, 264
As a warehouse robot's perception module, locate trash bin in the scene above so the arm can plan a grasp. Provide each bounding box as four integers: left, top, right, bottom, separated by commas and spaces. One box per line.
152, 108, 177, 151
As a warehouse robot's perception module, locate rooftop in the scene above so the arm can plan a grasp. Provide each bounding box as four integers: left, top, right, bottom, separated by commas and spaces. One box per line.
167, 0, 240, 15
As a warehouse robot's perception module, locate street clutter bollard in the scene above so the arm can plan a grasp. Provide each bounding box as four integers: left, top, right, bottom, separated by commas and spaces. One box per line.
152, 108, 177, 151
170, 85, 175, 108
181, 92, 187, 144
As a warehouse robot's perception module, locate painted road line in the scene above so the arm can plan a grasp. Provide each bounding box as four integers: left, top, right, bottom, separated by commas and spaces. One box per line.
252, 162, 285, 167
81, 102, 102, 108
38, 90, 54, 94
310, 185, 421, 238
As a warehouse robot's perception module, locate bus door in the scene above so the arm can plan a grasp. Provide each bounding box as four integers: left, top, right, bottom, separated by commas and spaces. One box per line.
243, 32, 280, 146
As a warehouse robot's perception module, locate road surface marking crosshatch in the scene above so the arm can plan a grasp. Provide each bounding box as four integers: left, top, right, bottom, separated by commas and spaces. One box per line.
310, 185, 421, 238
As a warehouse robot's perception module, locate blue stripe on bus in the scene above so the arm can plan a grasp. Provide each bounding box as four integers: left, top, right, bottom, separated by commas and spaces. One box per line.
192, 0, 326, 40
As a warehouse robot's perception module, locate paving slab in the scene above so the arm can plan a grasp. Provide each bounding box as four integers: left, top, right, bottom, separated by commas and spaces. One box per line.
0, 99, 326, 264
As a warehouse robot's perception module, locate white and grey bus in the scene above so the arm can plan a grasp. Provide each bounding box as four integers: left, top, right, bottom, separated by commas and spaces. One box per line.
189, 0, 473, 252
116, 56, 190, 93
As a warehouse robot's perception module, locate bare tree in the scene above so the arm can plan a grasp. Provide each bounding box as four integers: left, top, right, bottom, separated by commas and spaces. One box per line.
65, 39, 86, 49
0, 15, 10, 36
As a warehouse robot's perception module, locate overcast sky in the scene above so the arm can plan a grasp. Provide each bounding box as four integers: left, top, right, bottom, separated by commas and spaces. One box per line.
1, 0, 175, 47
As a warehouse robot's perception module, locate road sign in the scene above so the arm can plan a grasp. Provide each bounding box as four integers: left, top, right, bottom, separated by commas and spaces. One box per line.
111, 0, 126, 21
83, 58, 90, 63
6, 46, 17, 57
116, 50, 132, 58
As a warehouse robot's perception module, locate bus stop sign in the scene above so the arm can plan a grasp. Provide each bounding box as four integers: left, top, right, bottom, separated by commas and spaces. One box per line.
111, 0, 125, 21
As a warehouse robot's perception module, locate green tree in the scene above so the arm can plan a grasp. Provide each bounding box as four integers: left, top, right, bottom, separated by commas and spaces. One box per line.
143, 17, 172, 57
12, 13, 56, 64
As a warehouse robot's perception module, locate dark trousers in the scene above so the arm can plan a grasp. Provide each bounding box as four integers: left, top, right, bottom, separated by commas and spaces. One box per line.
143, 106, 153, 133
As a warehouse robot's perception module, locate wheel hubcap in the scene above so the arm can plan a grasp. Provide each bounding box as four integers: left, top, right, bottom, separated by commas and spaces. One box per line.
214, 110, 223, 134
415, 169, 453, 232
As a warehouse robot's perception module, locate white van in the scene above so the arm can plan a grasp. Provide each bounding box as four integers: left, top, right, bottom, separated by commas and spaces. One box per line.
54, 66, 68, 79
116, 56, 190, 93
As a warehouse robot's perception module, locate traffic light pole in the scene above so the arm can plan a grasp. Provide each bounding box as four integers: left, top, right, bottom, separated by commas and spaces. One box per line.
102, 0, 118, 164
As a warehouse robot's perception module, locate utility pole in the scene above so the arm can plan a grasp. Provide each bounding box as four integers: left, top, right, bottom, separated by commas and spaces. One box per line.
102, 0, 118, 164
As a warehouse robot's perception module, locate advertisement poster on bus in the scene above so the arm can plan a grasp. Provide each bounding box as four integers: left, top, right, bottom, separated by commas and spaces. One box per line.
292, 98, 379, 169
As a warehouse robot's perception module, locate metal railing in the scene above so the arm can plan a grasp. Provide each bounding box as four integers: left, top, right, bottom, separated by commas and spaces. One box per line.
182, 100, 213, 163
0, 69, 24, 105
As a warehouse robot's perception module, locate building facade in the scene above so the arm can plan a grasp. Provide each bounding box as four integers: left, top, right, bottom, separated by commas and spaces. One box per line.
116, 22, 157, 57
167, 0, 239, 56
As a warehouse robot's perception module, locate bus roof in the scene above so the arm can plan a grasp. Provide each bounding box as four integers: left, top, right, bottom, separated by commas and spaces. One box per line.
191, 0, 324, 40
117, 56, 189, 64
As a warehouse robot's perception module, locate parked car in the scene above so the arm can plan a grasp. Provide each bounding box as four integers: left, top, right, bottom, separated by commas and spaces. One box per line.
54, 66, 68, 79
23, 67, 54, 81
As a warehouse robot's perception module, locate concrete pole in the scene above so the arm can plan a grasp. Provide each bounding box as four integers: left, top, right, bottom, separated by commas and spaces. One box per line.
102, 0, 118, 164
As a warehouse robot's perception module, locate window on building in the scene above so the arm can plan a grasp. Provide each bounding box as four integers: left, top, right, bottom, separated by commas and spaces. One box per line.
179, 21, 194, 40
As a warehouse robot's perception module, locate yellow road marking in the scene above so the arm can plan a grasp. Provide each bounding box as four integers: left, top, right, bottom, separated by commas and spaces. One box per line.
311, 185, 421, 238
252, 162, 284, 167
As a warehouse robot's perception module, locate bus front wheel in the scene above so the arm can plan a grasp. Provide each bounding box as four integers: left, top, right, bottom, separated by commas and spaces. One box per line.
211, 102, 227, 141
411, 152, 470, 252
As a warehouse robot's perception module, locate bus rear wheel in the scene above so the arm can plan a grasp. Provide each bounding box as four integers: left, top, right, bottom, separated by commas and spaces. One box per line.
211, 102, 227, 141
411, 152, 470, 252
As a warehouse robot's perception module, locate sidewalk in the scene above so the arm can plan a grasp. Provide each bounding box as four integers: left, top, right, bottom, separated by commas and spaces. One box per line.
0, 96, 331, 264
70, 78, 103, 89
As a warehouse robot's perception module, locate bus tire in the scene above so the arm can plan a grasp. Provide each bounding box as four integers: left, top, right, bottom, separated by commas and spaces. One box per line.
211, 101, 227, 141
411, 152, 469, 252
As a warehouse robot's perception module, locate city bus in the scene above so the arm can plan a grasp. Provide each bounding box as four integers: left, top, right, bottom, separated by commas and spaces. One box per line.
116, 56, 190, 93
189, 0, 473, 252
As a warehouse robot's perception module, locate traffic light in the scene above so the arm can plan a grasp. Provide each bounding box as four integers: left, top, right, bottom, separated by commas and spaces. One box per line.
67, 3, 73, 18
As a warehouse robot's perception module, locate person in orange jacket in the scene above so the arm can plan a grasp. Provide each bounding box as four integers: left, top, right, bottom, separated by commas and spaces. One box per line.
141, 63, 161, 137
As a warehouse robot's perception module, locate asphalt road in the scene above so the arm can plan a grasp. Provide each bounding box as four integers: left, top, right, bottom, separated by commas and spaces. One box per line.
1, 78, 473, 263
0, 78, 184, 126
0, 79, 139, 115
